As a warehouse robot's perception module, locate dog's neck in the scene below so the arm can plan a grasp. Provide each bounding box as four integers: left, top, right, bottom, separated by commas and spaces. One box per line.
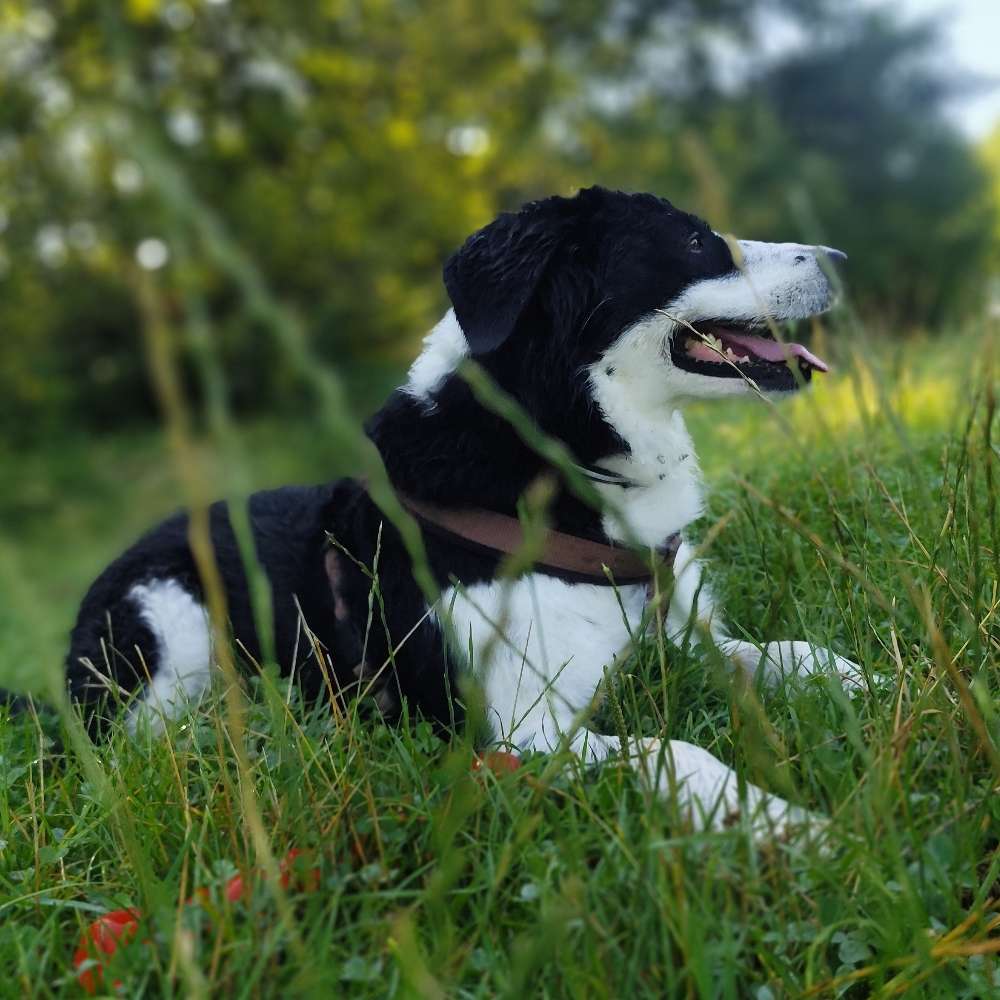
584, 415, 704, 547
584, 337, 707, 545
366, 379, 607, 540
365, 313, 704, 548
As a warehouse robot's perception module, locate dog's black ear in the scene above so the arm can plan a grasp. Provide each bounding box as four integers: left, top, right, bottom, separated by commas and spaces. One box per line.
444, 203, 567, 355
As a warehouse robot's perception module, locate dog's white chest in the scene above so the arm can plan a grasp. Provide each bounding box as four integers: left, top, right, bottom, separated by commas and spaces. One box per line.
435, 416, 705, 751
441, 575, 650, 749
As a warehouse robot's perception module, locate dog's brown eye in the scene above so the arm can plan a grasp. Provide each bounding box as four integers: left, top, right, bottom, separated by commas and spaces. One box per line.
688, 234, 703, 253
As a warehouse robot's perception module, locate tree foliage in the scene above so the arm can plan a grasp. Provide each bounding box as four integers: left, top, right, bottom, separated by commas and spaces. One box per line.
0, 0, 993, 435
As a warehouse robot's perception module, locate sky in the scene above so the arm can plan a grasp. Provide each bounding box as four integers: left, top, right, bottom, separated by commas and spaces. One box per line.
869, 0, 1000, 139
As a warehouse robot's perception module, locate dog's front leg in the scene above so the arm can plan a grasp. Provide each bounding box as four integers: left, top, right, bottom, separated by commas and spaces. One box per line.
522, 724, 822, 841
666, 541, 865, 691
624, 736, 823, 839
734, 640, 866, 691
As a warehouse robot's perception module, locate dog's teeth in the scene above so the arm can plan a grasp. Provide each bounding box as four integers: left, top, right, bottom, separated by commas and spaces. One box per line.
686, 334, 752, 365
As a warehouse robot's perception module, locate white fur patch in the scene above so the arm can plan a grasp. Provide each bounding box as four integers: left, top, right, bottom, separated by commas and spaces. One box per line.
665, 540, 726, 641
436, 578, 824, 840
592, 310, 748, 416
587, 347, 706, 544
722, 638, 866, 691
628, 737, 822, 837
404, 308, 468, 401
441, 574, 649, 753
125, 579, 213, 735
670, 240, 837, 325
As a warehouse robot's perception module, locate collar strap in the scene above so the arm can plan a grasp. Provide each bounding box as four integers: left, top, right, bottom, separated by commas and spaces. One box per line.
396, 492, 679, 586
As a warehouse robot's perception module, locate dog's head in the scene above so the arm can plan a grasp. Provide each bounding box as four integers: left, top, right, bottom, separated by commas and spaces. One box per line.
413, 186, 844, 466
443, 184, 842, 391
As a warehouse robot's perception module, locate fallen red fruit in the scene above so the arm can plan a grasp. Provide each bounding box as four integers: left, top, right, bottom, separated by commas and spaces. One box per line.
472, 751, 522, 775
223, 872, 246, 902
70, 849, 320, 991
73, 907, 142, 994
221, 849, 319, 903
188, 885, 211, 906
279, 848, 321, 892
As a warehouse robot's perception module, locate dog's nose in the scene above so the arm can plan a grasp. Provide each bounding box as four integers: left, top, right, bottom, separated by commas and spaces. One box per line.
819, 246, 847, 265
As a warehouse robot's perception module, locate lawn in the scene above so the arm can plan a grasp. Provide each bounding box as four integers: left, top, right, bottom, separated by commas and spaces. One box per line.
1, 332, 998, 997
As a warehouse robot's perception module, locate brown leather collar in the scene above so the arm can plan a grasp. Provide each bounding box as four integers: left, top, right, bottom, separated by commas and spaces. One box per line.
397, 492, 680, 586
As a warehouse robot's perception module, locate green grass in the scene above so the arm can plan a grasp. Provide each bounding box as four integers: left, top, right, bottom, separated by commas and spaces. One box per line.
1, 341, 999, 997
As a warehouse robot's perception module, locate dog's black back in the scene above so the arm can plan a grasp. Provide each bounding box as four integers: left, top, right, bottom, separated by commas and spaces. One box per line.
64, 478, 508, 732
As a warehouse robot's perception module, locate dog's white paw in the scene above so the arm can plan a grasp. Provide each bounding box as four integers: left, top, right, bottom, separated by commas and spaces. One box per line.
628, 737, 826, 843
724, 639, 866, 692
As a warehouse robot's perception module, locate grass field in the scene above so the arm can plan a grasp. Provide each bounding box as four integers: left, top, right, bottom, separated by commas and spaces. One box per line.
1, 333, 998, 997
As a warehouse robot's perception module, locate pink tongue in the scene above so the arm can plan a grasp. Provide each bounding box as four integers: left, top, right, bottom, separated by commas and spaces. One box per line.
718, 330, 829, 372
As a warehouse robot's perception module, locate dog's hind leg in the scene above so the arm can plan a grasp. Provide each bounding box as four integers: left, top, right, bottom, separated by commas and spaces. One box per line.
67, 576, 213, 735
123, 579, 213, 735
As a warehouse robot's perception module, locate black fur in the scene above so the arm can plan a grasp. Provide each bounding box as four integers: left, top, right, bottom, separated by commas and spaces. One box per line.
374, 188, 735, 531
45, 187, 741, 734
65, 486, 345, 728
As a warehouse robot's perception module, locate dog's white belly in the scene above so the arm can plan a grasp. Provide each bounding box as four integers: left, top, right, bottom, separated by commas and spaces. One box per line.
441, 575, 649, 751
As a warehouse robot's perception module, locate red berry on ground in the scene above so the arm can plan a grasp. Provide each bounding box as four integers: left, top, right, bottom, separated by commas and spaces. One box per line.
471, 751, 522, 775
224, 872, 246, 902
279, 848, 321, 892
73, 908, 142, 994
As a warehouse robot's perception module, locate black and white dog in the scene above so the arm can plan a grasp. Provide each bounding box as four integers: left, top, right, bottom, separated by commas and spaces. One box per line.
63, 187, 862, 837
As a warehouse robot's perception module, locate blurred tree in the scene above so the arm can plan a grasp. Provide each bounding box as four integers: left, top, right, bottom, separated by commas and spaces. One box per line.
554, 8, 996, 326
752, 12, 996, 326
0, 0, 993, 436
983, 125, 1000, 263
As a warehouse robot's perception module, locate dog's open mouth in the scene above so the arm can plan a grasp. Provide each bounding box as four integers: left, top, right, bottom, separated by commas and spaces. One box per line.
670, 321, 830, 391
